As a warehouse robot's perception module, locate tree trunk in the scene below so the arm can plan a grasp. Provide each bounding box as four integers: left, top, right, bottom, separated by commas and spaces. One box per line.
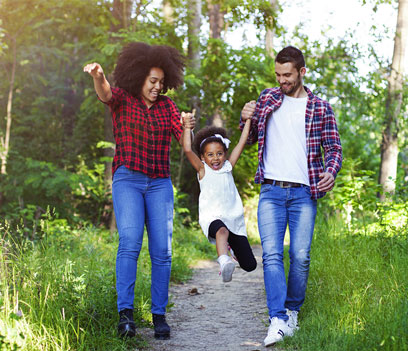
163, 0, 174, 24
176, 0, 202, 188
265, 0, 277, 59
207, 0, 225, 127
378, 0, 408, 201
104, 0, 133, 231
208, 1, 224, 39
111, 0, 133, 30
1, 36, 16, 175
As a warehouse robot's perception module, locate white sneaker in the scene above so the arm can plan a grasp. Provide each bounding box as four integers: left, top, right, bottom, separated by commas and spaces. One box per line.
286, 309, 299, 336
217, 255, 235, 282
264, 317, 289, 346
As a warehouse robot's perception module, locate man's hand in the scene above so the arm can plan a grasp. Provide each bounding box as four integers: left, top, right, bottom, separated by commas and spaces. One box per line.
83, 62, 104, 79
181, 110, 196, 129
241, 100, 256, 121
317, 172, 335, 192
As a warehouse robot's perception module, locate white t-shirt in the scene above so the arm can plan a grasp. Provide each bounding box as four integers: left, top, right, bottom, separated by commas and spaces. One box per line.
263, 95, 309, 185
198, 160, 247, 244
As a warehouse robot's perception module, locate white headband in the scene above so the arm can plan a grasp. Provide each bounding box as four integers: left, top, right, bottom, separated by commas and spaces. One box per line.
200, 134, 231, 149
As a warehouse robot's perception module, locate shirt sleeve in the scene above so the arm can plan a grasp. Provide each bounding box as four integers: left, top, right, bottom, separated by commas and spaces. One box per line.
169, 98, 183, 141
98, 86, 122, 111
322, 103, 343, 178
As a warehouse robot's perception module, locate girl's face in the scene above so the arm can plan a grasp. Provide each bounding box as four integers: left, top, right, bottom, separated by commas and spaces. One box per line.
141, 67, 164, 108
201, 142, 226, 171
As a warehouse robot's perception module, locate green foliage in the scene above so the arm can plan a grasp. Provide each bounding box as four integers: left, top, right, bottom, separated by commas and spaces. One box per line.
282, 215, 408, 351
0, 206, 211, 351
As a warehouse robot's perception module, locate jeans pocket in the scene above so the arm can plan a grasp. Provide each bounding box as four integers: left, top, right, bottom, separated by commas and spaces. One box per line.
113, 165, 131, 183
260, 183, 272, 194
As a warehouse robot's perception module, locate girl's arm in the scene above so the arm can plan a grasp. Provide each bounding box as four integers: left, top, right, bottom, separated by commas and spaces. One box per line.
228, 119, 251, 168
182, 112, 205, 179
83, 62, 112, 102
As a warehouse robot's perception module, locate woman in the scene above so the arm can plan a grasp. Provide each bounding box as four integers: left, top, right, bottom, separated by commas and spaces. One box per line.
83, 42, 195, 339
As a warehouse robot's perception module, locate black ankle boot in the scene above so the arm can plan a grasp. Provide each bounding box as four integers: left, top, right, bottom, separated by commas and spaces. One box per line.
152, 313, 170, 339
118, 309, 136, 338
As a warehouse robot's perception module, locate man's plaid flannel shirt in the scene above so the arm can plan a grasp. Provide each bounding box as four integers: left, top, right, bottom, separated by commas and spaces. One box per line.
241, 86, 342, 200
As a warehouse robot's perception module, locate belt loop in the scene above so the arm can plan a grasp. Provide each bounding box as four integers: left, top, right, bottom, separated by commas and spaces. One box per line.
272, 180, 276, 186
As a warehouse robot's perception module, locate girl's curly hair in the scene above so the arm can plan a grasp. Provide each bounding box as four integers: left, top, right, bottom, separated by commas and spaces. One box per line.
193, 126, 229, 156
113, 42, 185, 97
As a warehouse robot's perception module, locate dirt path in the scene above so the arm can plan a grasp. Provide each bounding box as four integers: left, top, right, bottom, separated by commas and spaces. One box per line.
139, 246, 272, 351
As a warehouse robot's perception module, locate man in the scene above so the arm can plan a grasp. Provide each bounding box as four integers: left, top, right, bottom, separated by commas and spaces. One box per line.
240, 46, 342, 346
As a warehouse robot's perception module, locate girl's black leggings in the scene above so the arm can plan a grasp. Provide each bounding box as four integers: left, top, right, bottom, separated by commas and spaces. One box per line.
208, 220, 257, 272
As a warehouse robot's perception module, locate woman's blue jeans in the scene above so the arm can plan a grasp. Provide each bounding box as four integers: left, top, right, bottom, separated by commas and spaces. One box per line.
258, 184, 317, 321
112, 166, 174, 315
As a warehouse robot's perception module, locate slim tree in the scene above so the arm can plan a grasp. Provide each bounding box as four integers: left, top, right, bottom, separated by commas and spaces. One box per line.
265, 0, 277, 59
378, 0, 408, 201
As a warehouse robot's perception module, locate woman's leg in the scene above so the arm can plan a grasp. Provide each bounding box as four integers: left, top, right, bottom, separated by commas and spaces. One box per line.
144, 176, 174, 315
112, 166, 146, 312
228, 233, 257, 272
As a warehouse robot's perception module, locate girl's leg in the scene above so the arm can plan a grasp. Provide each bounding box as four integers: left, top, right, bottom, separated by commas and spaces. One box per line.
209, 220, 235, 282
228, 233, 257, 272
215, 227, 229, 256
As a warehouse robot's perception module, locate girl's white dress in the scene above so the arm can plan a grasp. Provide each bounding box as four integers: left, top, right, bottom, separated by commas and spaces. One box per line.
198, 160, 247, 244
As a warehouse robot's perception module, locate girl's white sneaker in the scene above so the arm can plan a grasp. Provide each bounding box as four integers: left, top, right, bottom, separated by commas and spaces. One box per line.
217, 255, 235, 282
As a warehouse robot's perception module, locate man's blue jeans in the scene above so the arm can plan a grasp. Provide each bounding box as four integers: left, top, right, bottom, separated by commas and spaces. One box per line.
258, 183, 317, 321
112, 166, 174, 315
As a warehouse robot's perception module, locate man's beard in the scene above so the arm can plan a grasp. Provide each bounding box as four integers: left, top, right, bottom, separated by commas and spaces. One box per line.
280, 76, 302, 96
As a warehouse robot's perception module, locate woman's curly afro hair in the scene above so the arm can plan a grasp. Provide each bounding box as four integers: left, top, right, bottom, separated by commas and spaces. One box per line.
113, 42, 185, 97
193, 126, 229, 156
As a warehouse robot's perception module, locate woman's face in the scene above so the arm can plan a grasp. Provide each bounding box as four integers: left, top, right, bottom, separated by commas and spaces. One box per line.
141, 67, 164, 108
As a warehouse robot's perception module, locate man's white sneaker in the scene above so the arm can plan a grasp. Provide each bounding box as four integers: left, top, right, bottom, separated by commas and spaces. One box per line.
217, 255, 235, 282
264, 317, 289, 346
286, 309, 299, 336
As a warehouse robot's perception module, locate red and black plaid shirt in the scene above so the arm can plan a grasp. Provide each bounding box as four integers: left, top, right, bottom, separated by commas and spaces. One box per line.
101, 87, 183, 178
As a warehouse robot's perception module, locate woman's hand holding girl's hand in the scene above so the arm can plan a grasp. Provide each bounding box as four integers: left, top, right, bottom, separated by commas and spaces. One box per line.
181, 110, 196, 129
83, 62, 104, 79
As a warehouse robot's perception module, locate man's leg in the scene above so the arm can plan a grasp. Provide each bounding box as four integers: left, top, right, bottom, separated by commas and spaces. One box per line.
257, 184, 289, 321
285, 186, 317, 312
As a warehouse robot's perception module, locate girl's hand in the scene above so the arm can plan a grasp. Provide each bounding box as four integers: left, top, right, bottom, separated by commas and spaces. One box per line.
241, 100, 256, 121
83, 62, 104, 79
181, 109, 196, 129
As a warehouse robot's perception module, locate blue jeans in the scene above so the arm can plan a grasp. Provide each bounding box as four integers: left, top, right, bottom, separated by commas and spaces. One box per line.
112, 166, 174, 315
258, 184, 317, 321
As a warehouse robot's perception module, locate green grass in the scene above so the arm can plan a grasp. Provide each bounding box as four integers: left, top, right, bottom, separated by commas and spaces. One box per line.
0, 217, 212, 351
1, 210, 407, 350
281, 215, 408, 351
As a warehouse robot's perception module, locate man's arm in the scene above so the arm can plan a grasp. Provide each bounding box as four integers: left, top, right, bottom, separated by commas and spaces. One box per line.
318, 104, 342, 192
83, 62, 112, 102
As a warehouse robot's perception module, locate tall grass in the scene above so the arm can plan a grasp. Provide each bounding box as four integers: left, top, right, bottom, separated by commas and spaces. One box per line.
0, 215, 212, 351
282, 215, 408, 351
2, 202, 407, 350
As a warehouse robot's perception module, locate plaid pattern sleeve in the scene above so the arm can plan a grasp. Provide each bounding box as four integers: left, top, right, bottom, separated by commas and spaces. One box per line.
243, 86, 342, 200
101, 87, 182, 178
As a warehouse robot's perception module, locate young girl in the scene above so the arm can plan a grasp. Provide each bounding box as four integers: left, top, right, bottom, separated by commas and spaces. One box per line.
182, 115, 257, 282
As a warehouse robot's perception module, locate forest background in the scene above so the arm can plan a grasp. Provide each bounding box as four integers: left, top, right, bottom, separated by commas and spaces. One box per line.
0, 0, 407, 350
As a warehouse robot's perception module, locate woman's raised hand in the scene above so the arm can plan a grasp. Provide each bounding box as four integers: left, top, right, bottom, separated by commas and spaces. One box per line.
83, 62, 104, 79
